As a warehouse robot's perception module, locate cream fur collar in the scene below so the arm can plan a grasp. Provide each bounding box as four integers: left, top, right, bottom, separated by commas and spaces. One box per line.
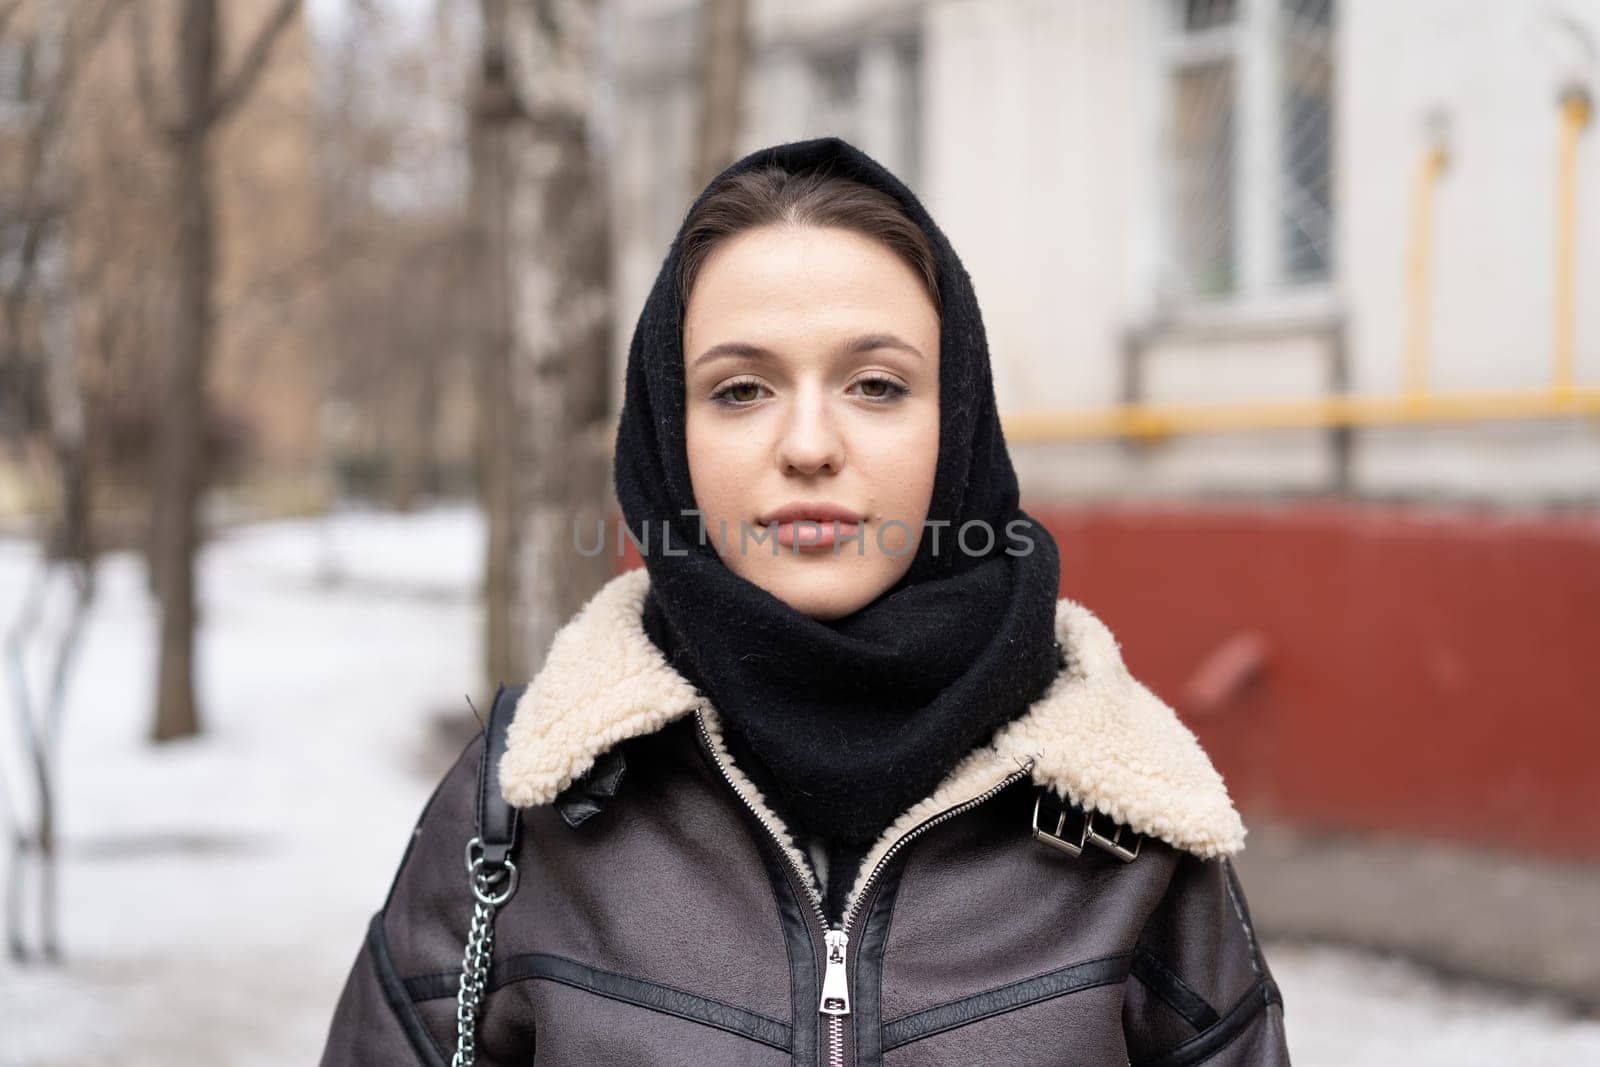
499, 567, 1246, 896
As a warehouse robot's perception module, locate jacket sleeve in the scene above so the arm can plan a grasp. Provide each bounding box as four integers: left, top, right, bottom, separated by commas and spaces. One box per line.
319, 734, 487, 1067
1121, 853, 1290, 1066
319, 913, 450, 1067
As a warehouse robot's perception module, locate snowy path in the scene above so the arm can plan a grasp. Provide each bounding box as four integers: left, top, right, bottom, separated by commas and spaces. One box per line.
1, 506, 1596, 1065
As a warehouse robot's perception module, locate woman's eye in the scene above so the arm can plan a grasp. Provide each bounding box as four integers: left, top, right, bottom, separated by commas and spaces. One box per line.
853, 376, 909, 402
711, 379, 765, 406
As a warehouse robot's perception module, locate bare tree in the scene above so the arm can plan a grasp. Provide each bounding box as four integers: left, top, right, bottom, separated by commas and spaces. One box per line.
130, 0, 300, 742
473, 0, 614, 687
313, 0, 476, 512
0, 0, 120, 964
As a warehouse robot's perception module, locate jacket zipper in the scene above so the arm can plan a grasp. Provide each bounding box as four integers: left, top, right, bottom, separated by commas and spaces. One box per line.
693, 707, 1033, 1067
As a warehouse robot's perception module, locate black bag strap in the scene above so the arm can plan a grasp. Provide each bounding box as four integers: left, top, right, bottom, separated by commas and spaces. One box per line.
474, 682, 527, 869
454, 682, 528, 1066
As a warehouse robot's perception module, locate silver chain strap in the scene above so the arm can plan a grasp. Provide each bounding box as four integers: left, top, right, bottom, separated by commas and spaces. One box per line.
453, 836, 518, 1067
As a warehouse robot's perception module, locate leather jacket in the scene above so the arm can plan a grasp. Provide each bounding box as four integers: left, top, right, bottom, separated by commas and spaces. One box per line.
319, 567, 1290, 1066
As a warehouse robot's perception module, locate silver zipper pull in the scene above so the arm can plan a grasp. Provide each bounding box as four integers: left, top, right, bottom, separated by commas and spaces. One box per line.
819, 929, 850, 1015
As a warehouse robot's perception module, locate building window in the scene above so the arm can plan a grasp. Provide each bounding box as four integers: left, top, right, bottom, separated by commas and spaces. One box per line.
1279, 0, 1333, 283
1183, 0, 1238, 32
1158, 0, 1335, 302
1171, 57, 1237, 296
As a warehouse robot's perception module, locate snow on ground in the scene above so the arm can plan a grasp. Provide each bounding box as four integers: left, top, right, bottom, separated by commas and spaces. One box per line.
0, 504, 1596, 1065
0, 506, 480, 1066
1268, 942, 1600, 1065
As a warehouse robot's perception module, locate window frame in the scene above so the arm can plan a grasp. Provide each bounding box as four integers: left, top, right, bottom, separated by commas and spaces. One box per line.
1148, 0, 1337, 317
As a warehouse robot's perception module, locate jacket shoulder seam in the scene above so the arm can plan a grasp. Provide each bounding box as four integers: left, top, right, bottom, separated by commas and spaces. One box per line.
367, 910, 449, 1067
384, 732, 482, 914
1221, 856, 1267, 978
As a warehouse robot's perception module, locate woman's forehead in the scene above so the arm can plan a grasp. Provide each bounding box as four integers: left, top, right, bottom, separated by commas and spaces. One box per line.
682, 226, 939, 363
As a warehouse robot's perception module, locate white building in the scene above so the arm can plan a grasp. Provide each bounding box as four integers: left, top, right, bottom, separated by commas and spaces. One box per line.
603, 0, 1600, 505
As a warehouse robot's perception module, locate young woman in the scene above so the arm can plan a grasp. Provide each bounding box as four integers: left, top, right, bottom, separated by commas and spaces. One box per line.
321, 136, 1290, 1066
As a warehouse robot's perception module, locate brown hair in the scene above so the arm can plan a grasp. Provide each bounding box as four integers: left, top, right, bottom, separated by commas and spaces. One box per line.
676, 165, 941, 315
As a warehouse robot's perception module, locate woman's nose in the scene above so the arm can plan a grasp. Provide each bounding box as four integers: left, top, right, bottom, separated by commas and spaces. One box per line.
776, 389, 845, 476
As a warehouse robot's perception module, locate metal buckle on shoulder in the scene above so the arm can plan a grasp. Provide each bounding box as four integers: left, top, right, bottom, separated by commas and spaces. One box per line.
1031, 791, 1142, 863
464, 836, 519, 906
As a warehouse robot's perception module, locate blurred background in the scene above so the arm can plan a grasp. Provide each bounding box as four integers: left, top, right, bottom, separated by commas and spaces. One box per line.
0, 0, 1597, 1063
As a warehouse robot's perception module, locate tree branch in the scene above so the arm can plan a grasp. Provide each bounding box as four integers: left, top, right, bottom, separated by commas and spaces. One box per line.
208, 0, 299, 128
128, 0, 179, 141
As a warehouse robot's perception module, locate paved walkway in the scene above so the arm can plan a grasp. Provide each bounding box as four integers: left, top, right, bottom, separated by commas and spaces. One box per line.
1233, 816, 1600, 1015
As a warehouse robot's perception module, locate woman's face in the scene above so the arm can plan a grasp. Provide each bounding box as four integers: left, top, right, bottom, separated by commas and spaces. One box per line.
683, 223, 941, 621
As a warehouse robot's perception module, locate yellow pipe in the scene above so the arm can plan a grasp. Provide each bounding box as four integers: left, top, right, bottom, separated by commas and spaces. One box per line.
1002, 387, 1600, 443
1002, 95, 1600, 447
1555, 88, 1592, 396
1404, 143, 1449, 401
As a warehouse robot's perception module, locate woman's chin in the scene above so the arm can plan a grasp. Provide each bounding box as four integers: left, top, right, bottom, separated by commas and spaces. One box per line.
732, 556, 903, 622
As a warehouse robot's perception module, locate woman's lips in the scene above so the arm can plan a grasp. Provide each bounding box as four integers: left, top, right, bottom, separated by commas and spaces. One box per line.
755, 501, 868, 550
764, 519, 861, 550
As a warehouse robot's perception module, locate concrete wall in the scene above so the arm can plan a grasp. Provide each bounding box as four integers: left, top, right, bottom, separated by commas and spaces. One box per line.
1340, 0, 1600, 501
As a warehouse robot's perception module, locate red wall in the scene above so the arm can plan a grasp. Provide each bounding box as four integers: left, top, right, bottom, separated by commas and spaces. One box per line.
1033, 500, 1600, 859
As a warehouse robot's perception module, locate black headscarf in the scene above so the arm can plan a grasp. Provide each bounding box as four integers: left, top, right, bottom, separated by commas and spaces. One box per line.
614, 137, 1062, 866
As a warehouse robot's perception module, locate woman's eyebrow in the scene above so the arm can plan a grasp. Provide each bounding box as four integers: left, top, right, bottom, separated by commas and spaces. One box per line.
844, 332, 925, 360
691, 332, 925, 368
691, 340, 772, 368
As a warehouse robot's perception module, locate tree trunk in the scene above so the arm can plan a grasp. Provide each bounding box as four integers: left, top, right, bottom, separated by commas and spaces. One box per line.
145, 0, 299, 741
504, 0, 614, 678
151, 0, 220, 742
695, 0, 748, 188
